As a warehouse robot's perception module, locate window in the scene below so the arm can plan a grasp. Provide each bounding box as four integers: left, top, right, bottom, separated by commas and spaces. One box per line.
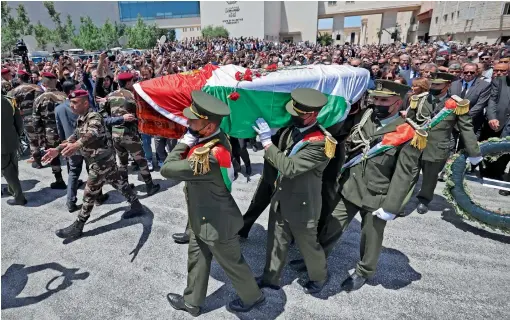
118, 1, 200, 22
435, 17, 439, 24
504, 3, 510, 15
328, 1, 337, 6
190, 27, 194, 31
346, 1, 355, 3
451, 12, 454, 20
443, 14, 447, 22
457, 11, 460, 17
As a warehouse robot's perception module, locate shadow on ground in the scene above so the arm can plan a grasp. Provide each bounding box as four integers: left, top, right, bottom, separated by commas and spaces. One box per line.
1, 262, 89, 310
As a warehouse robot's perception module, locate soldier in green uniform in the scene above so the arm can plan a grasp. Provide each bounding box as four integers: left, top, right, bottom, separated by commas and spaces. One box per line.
252, 88, 335, 294
7, 82, 44, 166
1, 96, 27, 205
100, 72, 160, 196
42, 90, 144, 239
32, 72, 67, 188
290, 80, 423, 292
406, 72, 482, 214
161, 91, 264, 316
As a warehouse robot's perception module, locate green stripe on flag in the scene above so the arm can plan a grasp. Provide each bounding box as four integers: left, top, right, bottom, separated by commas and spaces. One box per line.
220, 167, 232, 192
202, 86, 348, 138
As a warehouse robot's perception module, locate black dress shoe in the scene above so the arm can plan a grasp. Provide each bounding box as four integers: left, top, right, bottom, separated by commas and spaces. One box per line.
95, 193, 109, 206
122, 200, 145, 219
289, 259, 307, 272
66, 202, 80, 213
166, 293, 200, 317
50, 180, 67, 190
416, 203, 429, 214
499, 190, 510, 196
341, 273, 367, 292
7, 198, 27, 206
302, 278, 328, 294
255, 276, 280, 290
77, 179, 85, 188
55, 220, 85, 239
228, 294, 265, 313
172, 233, 190, 244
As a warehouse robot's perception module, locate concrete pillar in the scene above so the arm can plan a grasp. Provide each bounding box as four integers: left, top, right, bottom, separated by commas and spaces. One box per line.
361, 18, 368, 45
380, 10, 398, 44
332, 15, 344, 45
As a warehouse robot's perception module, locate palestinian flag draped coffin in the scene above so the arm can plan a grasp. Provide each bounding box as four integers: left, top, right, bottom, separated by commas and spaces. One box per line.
133, 64, 370, 139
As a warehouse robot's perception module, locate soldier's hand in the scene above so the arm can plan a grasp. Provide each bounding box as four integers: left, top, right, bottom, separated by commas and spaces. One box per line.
488, 119, 500, 131
252, 118, 273, 148
96, 97, 107, 104
123, 114, 136, 122
42, 148, 59, 164
61, 142, 80, 157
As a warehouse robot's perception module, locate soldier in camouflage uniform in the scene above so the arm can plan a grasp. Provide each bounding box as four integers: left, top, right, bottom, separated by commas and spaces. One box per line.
100, 72, 160, 196
42, 90, 145, 239
33, 72, 67, 188
7, 82, 44, 166
1, 68, 14, 95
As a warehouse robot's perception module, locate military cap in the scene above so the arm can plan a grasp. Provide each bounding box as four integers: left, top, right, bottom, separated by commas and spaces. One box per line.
1, 68, 9, 75
68, 89, 88, 99
369, 80, 410, 99
430, 72, 456, 84
41, 72, 56, 79
183, 90, 230, 122
118, 72, 134, 81
285, 88, 328, 116
17, 70, 29, 76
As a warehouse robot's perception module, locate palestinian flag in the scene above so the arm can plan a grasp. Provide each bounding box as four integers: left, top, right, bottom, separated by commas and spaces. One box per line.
134, 64, 369, 139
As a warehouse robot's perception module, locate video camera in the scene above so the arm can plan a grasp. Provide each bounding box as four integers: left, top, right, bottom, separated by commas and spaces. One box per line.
13, 39, 28, 56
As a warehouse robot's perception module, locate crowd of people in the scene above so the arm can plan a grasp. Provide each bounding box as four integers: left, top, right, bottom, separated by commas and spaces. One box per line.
2, 37, 510, 316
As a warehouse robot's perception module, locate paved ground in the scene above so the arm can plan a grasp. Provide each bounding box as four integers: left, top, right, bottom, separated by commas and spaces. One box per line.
2, 150, 510, 320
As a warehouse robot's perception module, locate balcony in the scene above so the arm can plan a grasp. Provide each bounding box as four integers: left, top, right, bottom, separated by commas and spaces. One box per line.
318, 1, 422, 18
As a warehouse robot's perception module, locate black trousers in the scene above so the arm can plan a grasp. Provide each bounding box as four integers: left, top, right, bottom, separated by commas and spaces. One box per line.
230, 137, 251, 167
479, 122, 510, 180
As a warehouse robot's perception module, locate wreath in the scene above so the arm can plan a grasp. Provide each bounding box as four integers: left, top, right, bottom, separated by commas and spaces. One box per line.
443, 136, 510, 234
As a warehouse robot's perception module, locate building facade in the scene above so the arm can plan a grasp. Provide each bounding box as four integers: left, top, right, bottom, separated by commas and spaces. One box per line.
429, 1, 510, 44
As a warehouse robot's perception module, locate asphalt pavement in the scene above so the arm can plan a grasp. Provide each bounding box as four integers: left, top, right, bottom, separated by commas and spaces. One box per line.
2, 150, 510, 320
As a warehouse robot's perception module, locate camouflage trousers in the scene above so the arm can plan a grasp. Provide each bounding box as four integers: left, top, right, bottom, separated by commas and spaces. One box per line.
24, 116, 42, 160
78, 153, 138, 222
113, 132, 152, 185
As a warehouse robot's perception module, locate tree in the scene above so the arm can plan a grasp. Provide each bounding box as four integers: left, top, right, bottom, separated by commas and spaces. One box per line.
1, 3, 34, 53
72, 16, 102, 50
101, 19, 119, 49
43, 1, 70, 47
317, 32, 333, 46
125, 16, 160, 48
34, 21, 52, 50
168, 29, 176, 42
201, 25, 229, 39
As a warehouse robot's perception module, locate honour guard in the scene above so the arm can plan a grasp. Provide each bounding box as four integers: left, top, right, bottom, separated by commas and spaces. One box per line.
291, 80, 423, 292
42, 90, 144, 239
406, 72, 482, 214
161, 91, 265, 316
252, 88, 336, 294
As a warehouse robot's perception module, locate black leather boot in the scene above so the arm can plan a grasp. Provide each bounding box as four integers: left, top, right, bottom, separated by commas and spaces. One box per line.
123, 199, 144, 219
145, 181, 161, 196
66, 201, 80, 213
95, 193, 109, 206
55, 220, 85, 239
51, 173, 67, 189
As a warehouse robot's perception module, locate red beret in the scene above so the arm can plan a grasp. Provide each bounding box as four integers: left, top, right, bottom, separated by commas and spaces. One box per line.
118, 72, 133, 81
17, 70, 30, 76
68, 89, 89, 99
41, 72, 57, 79
1, 68, 9, 75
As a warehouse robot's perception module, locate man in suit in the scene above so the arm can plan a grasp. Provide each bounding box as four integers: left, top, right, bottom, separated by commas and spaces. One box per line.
407, 73, 482, 214
1, 96, 27, 205
398, 54, 412, 85
449, 63, 491, 140
252, 88, 332, 294
409, 58, 422, 81
161, 91, 264, 316
484, 70, 510, 196
290, 80, 422, 292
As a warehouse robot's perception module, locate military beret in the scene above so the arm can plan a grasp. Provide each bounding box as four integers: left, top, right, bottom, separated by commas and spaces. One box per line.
1, 68, 9, 75
68, 89, 88, 99
183, 90, 230, 122
118, 72, 134, 81
369, 80, 410, 98
17, 70, 29, 76
41, 72, 57, 79
430, 72, 456, 84
285, 88, 328, 116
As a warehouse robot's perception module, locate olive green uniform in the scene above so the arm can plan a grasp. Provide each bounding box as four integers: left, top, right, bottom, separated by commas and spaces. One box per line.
161, 131, 262, 307
261, 124, 330, 286
407, 93, 481, 205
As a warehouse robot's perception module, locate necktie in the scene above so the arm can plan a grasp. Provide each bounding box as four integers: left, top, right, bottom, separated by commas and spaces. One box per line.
461, 82, 468, 98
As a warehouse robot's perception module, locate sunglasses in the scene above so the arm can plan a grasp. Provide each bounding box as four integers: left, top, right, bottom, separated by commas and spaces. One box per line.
494, 69, 507, 72
463, 71, 476, 75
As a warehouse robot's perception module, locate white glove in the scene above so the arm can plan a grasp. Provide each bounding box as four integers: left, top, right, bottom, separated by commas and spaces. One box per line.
467, 156, 483, 166
178, 131, 199, 147
372, 208, 396, 221
252, 118, 273, 148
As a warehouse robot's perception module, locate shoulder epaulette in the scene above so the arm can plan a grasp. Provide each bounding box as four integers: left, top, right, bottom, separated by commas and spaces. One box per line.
188, 138, 220, 175
410, 92, 428, 109
450, 95, 470, 115
318, 124, 337, 159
